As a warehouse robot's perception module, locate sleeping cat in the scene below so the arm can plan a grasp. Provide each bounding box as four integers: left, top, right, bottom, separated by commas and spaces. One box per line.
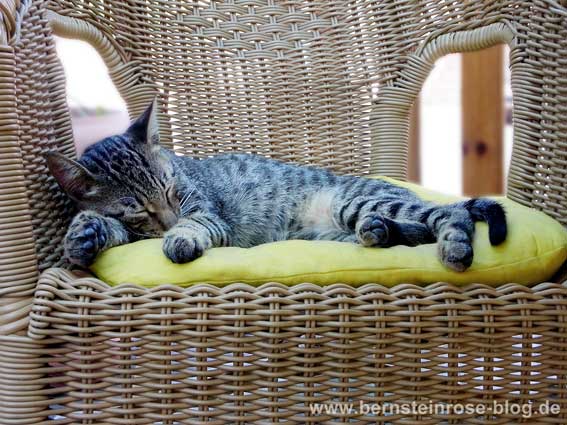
47, 100, 507, 271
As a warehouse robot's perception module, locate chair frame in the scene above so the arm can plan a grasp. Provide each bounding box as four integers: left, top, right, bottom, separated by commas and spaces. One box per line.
0, 0, 566, 423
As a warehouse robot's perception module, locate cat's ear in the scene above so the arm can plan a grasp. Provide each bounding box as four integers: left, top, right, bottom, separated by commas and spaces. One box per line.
127, 98, 160, 145
46, 152, 98, 201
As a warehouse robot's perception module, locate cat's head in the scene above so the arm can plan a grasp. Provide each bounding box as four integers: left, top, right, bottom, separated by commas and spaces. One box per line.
47, 100, 181, 237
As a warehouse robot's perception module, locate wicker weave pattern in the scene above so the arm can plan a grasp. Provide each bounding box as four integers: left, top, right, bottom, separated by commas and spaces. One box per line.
12, 0, 75, 273
27, 268, 567, 424
0, 0, 565, 423
47, 1, 380, 174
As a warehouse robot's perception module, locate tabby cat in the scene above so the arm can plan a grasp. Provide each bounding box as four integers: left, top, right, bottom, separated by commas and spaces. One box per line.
47, 100, 507, 271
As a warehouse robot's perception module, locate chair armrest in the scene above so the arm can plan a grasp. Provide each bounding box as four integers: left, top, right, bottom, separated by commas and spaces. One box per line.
0, 0, 41, 337
0, 2, 40, 303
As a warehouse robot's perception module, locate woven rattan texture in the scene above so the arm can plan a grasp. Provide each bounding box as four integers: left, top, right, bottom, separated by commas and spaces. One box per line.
12, 0, 75, 273
48, 0, 380, 175
0, 1, 566, 423
25, 269, 567, 424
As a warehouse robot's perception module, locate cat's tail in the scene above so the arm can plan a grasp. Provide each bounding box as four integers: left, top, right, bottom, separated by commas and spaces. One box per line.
462, 198, 507, 246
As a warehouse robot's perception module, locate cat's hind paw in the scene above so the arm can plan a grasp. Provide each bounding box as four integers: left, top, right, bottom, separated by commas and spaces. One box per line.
438, 232, 473, 272
356, 214, 390, 247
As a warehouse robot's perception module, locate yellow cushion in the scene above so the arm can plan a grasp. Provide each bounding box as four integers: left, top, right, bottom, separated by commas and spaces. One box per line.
91, 177, 567, 287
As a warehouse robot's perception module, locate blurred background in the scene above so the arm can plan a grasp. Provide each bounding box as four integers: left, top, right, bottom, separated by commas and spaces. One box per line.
55, 37, 512, 197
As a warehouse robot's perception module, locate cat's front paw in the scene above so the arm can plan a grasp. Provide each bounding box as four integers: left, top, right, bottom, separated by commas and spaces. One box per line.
162, 229, 207, 264
65, 213, 108, 267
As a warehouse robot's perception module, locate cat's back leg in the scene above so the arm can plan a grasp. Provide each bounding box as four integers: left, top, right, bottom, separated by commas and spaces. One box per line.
373, 195, 507, 271
329, 177, 506, 271
329, 178, 435, 248
294, 183, 433, 246
355, 214, 434, 247
419, 199, 507, 271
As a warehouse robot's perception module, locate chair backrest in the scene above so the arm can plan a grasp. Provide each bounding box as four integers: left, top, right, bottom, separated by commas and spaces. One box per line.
2, 0, 566, 283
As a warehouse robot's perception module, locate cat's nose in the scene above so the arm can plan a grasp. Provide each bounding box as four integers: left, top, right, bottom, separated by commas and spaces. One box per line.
158, 210, 178, 231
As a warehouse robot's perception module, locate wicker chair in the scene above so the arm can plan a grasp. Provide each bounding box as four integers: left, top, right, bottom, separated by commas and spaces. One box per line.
0, 0, 566, 423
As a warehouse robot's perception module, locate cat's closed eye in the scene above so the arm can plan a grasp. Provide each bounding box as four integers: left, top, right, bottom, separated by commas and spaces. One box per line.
105, 197, 145, 220
124, 213, 149, 228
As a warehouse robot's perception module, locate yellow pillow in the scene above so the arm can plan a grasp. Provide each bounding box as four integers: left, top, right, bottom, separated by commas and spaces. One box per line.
91, 177, 567, 287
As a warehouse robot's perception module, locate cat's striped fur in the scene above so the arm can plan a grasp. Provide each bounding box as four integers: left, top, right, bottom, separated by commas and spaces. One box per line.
47, 100, 507, 271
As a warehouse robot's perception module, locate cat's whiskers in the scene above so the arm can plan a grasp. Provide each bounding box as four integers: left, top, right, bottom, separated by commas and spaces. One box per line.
179, 188, 196, 216
179, 189, 194, 208
181, 202, 198, 216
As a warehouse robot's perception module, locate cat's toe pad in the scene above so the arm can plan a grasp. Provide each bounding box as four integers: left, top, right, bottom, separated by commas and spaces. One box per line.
356, 214, 389, 247
163, 231, 206, 264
